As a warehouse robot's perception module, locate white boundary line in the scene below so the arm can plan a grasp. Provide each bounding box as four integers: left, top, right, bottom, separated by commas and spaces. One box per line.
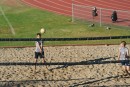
73, 4, 130, 13
35, 0, 71, 13
59, 0, 72, 5
73, 4, 130, 20
22, 0, 130, 27
97, 0, 130, 9
0, 7, 15, 35
21, 0, 70, 16
45, 0, 71, 9
75, 0, 130, 12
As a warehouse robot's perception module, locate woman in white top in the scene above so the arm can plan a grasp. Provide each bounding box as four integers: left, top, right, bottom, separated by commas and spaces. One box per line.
118, 41, 130, 75
35, 33, 45, 64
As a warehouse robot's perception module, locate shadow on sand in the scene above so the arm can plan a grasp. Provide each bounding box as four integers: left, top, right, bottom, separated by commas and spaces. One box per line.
0, 56, 119, 66
70, 75, 130, 87
0, 75, 129, 87
0, 56, 130, 86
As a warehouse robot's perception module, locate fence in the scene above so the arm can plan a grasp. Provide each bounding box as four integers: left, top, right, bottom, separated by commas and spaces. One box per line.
72, 4, 130, 28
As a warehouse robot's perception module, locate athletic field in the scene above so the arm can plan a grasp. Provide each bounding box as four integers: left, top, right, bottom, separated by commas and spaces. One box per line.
0, 0, 130, 46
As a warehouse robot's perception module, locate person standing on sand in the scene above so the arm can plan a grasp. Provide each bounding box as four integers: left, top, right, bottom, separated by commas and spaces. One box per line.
35, 33, 45, 66
118, 41, 130, 76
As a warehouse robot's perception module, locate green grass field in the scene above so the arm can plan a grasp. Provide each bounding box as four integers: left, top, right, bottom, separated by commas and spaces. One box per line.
0, 0, 130, 46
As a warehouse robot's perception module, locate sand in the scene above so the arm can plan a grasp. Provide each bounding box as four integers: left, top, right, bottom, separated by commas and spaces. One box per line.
0, 45, 130, 87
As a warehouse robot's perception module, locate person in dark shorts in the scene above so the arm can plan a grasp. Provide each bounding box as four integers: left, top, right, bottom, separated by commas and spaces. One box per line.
35, 33, 45, 65
118, 41, 130, 75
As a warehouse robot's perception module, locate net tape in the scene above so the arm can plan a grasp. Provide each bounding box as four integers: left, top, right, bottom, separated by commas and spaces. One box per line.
0, 60, 129, 66
0, 36, 130, 41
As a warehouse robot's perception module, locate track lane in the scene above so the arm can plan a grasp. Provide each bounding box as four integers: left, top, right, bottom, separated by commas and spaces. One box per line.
21, 0, 130, 26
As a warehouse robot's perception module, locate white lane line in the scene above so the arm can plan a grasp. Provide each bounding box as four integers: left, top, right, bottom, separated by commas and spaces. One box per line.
35, 0, 71, 13
22, 0, 70, 16
0, 7, 15, 35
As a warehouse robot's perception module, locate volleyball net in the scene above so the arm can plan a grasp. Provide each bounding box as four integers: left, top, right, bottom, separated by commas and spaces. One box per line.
0, 36, 130, 47
0, 36, 130, 66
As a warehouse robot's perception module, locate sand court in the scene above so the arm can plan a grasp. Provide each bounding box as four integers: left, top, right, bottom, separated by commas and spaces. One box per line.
0, 45, 130, 86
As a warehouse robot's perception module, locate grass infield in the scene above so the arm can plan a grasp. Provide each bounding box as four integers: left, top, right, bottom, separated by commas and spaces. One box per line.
0, 0, 130, 46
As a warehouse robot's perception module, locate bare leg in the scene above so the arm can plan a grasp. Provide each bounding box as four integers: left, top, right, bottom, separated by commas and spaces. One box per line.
42, 58, 45, 64
126, 66, 130, 74
42, 58, 48, 70
122, 66, 127, 75
35, 59, 38, 70
122, 66, 126, 71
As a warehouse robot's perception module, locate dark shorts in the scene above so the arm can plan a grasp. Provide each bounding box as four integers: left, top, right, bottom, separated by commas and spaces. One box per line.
120, 60, 130, 66
35, 51, 44, 59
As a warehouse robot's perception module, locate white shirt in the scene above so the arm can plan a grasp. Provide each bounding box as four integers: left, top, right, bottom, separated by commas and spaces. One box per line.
119, 47, 129, 60
35, 40, 42, 52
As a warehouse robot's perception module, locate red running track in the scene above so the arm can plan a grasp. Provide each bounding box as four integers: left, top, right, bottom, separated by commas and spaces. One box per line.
21, 0, 130, 27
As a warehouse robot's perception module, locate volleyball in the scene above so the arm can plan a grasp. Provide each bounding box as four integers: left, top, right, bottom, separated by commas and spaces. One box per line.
40, 28, 45, 34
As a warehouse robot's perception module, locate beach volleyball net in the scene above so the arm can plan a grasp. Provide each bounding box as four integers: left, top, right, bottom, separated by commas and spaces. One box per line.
0, 36, 130, 47
0, 36, 130, 64
72, 4, 130, 28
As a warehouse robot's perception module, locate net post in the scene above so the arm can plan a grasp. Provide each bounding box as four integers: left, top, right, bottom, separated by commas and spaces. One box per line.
100, 8, 102, 27
72, 0, 74, 22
